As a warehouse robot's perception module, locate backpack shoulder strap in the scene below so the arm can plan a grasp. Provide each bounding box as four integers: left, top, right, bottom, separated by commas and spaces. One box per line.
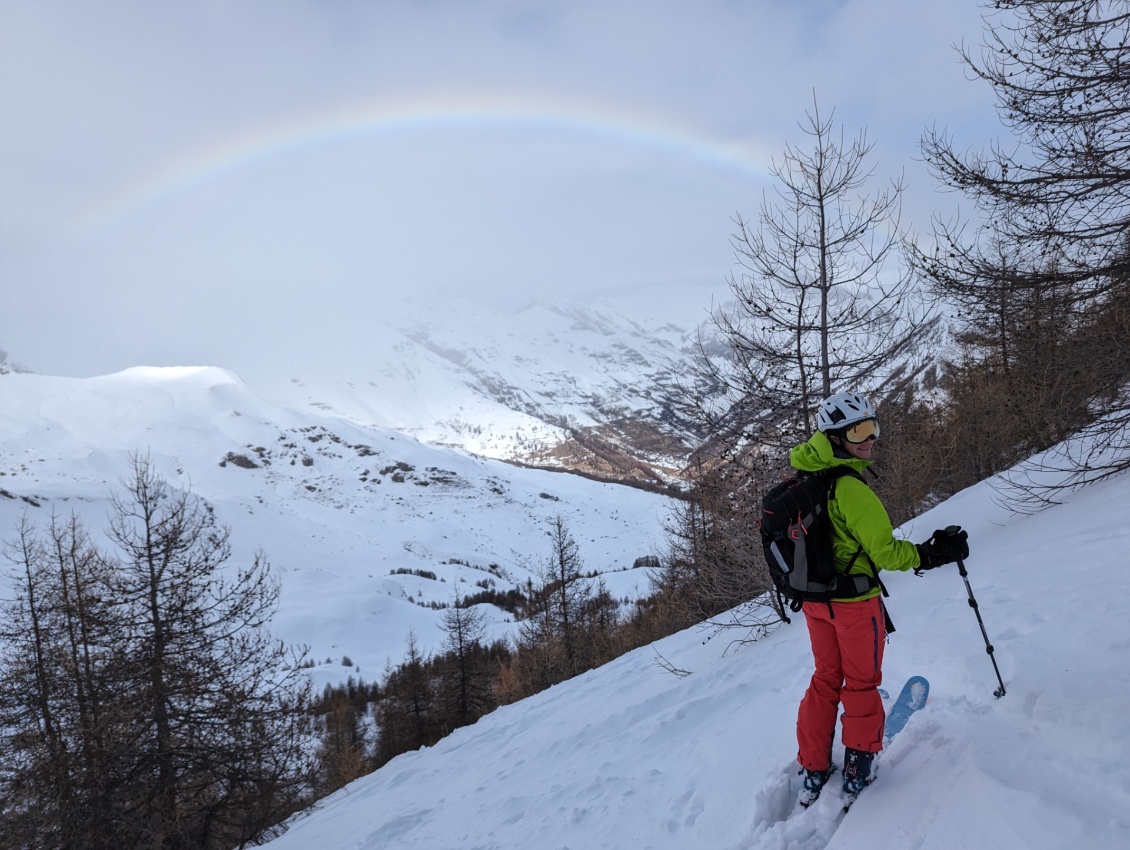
823, 467, 888, 594
822, 465, 865, 497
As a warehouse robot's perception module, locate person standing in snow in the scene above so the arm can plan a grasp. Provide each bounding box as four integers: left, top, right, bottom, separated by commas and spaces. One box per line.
792, 391, 969, 806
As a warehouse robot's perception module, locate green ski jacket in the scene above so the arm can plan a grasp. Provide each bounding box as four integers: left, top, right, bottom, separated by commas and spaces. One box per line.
789, 430, 921, 601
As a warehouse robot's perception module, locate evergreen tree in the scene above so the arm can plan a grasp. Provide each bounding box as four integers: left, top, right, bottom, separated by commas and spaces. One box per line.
0, 513, 127, 849
436, 595, 493, 731
375, 632, 437, 764
917, 0, 1130, 503
699, 95, 932, 456
314, 685, 370, 795
0, 456, 311, 850
541, 515, 590, 672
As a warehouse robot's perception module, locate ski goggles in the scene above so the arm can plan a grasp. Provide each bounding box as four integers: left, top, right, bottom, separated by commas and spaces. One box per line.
844, 418, 880, 443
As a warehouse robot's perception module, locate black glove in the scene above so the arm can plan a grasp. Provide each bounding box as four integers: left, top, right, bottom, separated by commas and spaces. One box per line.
932, 526, 969, 561
915, 526, 969, 573
915, 541, 944, 572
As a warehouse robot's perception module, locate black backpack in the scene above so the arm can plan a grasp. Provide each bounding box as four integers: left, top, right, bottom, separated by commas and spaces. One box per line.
759, 467, 885, 621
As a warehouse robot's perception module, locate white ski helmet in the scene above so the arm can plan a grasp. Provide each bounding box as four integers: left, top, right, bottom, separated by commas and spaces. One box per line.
816, 392, 877, 433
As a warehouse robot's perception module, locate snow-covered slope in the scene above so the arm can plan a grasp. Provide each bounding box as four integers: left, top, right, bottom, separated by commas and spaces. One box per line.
260, 296, 709, 483
263, 292, 944, 487
0, 366, 672, 687
260, 459, 1130, 849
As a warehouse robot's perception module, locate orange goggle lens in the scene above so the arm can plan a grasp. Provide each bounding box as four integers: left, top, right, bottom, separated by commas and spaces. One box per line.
844, 418, 880, 443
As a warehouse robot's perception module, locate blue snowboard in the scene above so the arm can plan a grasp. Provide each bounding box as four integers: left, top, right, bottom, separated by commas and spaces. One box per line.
884, 675, 930, 741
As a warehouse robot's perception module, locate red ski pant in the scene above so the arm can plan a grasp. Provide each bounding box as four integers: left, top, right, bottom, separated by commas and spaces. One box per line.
796, 596, 886, 771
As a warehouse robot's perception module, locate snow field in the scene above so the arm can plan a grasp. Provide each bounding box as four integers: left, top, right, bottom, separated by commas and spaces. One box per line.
263, 459, 1130, 849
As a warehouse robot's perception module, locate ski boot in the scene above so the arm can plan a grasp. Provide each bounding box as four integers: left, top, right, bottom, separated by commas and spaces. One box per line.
842, 747, 875, 798
798, 764, 836, 808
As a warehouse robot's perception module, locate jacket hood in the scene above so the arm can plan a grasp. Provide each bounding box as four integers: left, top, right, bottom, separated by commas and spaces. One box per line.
790, 430, 872, 475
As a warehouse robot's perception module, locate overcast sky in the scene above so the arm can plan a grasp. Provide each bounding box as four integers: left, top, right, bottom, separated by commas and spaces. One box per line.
0, 0, 1003, 386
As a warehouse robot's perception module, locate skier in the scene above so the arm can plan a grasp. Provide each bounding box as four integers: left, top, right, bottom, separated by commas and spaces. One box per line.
792, 392, 969, 806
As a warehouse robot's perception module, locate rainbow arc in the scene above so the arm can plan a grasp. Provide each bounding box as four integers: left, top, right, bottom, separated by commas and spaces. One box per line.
76, 97, 770, 238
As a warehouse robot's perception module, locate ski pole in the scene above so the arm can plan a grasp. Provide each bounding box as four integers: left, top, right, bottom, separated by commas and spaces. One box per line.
955, 555, 1006, 698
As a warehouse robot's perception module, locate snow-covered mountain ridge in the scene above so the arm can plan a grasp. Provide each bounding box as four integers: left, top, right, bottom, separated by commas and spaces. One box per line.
264, 297, 711, 485
0, 364, 672, 687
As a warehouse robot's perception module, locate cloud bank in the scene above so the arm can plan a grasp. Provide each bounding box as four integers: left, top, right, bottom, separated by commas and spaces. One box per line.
0, 0, 998, 385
